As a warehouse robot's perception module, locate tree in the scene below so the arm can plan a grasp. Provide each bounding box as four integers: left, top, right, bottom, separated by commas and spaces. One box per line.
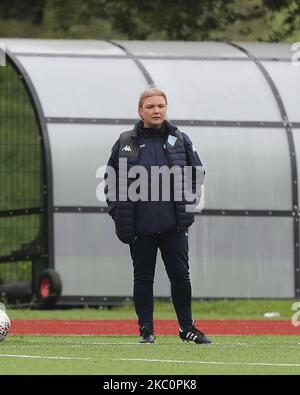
0, 0, 47, 24
104, 0, 236, 40
262, 0, 300, 41
0, 0, 298, 41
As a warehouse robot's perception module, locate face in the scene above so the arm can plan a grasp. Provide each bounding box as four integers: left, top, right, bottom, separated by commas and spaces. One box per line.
139, 95, 167, 127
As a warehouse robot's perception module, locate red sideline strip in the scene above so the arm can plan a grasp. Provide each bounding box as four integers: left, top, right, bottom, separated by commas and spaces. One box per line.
10, 319, 300, 335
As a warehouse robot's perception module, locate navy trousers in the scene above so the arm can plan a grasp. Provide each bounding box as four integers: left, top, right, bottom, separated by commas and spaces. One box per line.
129, 230, 193, 332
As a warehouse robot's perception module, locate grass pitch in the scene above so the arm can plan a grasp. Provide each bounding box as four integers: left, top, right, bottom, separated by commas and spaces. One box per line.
6, 298, 299, 320
1, 334, 300, 375
1, 299, 299, 375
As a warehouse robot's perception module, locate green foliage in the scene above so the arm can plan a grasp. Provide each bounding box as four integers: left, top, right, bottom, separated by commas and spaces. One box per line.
0, 215, 42, 256
263, 0, 291, 11
0, 63, 45, 282
0, 0, 299, 41
0, 63, 44, 210
263, 0, 300, 41
104, 0, 236, 40
0, 261, 31, 283
0, 0, 47, 24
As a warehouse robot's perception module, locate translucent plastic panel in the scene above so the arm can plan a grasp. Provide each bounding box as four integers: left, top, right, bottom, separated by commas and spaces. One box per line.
184, 127, 291, 210
117, 40, 245, 58
291, 130, 300, 208
48, 124, 131, 206
189, 216, 294, 297
3, 39, 123, 55
18, 56, 147, 118
54, 213, 170, 296
141, 60, 281, 121
235, 42, 292, 59
49, 124, 292, 210
54, 213, 132, 296
262, 61, 300, 122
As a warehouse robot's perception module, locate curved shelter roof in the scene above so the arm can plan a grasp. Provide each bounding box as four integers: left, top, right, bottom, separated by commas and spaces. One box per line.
1, 39, 299, 300
2, 39, 298, 123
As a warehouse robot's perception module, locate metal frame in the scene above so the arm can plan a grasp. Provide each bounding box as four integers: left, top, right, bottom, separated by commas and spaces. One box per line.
227, 41, 300, 298
53, 206, 293, 218
3, 40, 299, 299
13, 52, 128, 59
0, 207, 45, 218
12, 52, 293, 62
45, 117, 300, 129
0, 252, 46, 264
57, 295, 132, 307
4, 50, 55, 270
109, 40, 154, 85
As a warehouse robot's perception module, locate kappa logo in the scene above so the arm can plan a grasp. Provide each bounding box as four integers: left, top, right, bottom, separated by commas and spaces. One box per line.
122, 145, 132, 152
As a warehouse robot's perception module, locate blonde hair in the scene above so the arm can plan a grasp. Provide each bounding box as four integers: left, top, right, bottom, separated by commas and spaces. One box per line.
138, 86, 168, 111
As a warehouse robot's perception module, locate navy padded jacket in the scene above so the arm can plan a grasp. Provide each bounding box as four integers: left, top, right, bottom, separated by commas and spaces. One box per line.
104, 120, 205, 244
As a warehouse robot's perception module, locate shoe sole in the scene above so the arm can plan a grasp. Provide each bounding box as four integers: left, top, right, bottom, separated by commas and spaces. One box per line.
181, 338, 212, 344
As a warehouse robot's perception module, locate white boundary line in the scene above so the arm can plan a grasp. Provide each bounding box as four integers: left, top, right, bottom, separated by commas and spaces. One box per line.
5, 342, 139, 347
26, 341, 139, 345
0, 354, 90, 360
115, 358, 300, 367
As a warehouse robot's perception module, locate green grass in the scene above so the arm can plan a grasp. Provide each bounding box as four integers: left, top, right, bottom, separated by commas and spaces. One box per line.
0, 334, 300, 375
6, 299, 299, 320
1, 300, 299, 375
0, 62, 45, 283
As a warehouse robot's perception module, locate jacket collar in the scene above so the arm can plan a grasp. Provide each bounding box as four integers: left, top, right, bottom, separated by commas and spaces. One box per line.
131, 119, 178, 138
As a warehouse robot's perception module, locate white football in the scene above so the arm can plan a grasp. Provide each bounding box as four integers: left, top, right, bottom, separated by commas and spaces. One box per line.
0, 310, 11, 342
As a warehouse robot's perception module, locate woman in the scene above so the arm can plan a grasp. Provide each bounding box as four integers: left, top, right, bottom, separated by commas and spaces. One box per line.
104, 87, 211, 344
